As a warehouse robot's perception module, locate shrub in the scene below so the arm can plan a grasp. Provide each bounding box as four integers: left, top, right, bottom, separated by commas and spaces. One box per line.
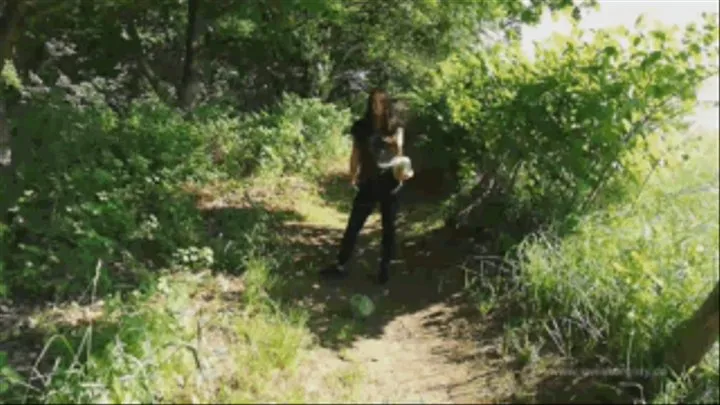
0, 90, 354, 299
409, 14, 719, 226
206, 93, 352, 179
513, 130, 719, 403
0, 94, 208, 300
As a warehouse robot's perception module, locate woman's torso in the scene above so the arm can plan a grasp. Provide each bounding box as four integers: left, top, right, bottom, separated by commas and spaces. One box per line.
352, 119, 399, 190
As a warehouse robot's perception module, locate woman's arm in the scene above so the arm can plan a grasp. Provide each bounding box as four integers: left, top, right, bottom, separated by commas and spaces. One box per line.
350, 141, 360, 184
394, 127, 404, 155
348, 119, 365, 185
382, 126, 404, 156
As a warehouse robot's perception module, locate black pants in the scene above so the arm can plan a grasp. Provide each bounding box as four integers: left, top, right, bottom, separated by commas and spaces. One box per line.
337, 172, 399, 273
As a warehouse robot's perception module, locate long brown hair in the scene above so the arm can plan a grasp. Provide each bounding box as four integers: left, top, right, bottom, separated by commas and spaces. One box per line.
364, 88, 391, 134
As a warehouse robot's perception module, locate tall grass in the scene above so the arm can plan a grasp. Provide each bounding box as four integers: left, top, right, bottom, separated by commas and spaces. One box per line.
511, 130, 719, 403
1, 256, 316, 404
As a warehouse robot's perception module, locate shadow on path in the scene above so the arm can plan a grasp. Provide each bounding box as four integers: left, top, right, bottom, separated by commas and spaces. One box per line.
188, 170, 650, 404
257, 171, 650, 404
264, 171, 483, 351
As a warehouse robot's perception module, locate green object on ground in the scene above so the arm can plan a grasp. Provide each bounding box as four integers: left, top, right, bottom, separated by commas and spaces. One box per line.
350, 294, 375, 318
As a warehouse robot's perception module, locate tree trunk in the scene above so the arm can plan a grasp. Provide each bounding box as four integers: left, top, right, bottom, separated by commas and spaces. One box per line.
646, 281, 720, 402
0, 102, 10, 168
1, 0, 26, 227
0, 0, 25, 170
664, 280, 720, 375
0, 0, 24, 73
177, 0, 201, 110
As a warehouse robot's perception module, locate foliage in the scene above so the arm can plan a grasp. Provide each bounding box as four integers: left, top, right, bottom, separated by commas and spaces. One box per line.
511, 131, 719, 403
208, 93, 352, 178
410, 13, 719, 227
0, 85, 354, 299
0, 93, 209, 299
10, 0, 596, 111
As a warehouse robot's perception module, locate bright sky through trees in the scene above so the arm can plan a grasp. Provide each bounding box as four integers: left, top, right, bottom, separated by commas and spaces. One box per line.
523, 0, 719, 128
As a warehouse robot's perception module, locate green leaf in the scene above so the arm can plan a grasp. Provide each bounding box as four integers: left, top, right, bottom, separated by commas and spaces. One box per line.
651, 30, 668, 43
640, 51, 663, 70
621, 118, 633, 133
635, 13, 646, 28
571, 6, 582, 21
603, 46, 619, 58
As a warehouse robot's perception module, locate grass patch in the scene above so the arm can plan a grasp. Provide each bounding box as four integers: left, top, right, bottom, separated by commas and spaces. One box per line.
488, 130, 719, 403
1, 256, 356, 404
1, 167, 363, 404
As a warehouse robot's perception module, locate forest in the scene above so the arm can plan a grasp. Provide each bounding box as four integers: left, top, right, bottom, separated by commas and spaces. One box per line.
0, 0, 718, 403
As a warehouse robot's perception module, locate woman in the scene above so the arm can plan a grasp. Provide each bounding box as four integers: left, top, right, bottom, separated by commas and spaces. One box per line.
320, 88, 411, 285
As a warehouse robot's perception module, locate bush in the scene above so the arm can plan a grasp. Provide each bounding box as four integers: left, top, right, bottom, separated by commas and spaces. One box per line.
0, 94, 209, 300
409, 14, 719, 226
206, 93, 352, 179
0, 90, 354, 300
513, 130, 719, 403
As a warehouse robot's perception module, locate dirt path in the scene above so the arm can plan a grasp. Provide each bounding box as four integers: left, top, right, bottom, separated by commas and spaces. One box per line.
272, 173, 523, 404
326, 300, 516, 403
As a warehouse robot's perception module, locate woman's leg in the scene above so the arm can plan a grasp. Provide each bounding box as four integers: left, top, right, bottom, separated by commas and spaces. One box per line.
378, 186, 399, 284
320, 182, 375, 279
337, 191, 375, 266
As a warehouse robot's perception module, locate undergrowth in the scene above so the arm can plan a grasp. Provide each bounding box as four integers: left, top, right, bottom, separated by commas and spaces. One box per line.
0, 91, 353, 403
495, 130, 719, 403
1, 257, 318, 403
0, 91, 349, 301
